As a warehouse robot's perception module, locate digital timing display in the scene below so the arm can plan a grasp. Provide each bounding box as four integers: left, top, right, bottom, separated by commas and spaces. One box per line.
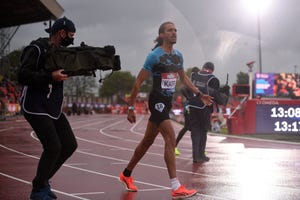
256, 104, 300, 133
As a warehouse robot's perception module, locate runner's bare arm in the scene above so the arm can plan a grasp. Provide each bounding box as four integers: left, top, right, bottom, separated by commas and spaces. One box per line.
127, 69, 150, 123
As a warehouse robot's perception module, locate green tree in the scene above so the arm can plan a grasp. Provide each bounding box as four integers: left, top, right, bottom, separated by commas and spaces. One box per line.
99, 71, 135, 97
236, 72, 249, 84
64, 76, 97, 97
185, 66, 199, 77
0, 49, 22, 82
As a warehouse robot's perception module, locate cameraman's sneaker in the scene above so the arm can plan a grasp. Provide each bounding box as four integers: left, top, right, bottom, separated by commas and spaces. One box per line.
30, 188, 53, 200
45, 182, 57, 199
119, 173, 138, 192
171, 185, 197, 199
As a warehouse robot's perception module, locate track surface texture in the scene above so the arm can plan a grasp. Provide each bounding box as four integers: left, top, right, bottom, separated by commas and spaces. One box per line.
1, 114, 300, 200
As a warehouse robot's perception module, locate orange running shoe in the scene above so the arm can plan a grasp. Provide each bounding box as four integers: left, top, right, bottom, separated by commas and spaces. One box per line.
171, 185, 197, 199
119, 173, 138, 192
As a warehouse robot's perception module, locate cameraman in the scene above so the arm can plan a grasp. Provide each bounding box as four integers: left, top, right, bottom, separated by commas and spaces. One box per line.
18, 17, 78, 200
188, 62, 229, 163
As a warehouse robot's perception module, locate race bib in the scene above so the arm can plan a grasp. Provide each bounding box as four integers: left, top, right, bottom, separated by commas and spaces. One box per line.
161, 73, 177, 90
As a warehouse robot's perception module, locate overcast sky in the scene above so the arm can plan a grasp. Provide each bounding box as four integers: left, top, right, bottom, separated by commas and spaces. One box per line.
10, 0, 300, 86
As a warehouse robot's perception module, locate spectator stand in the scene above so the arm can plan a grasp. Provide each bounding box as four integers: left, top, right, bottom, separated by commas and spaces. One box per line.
0, 75, 21, 120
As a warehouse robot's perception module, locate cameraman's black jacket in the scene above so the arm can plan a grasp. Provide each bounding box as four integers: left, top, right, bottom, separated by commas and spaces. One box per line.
189, 71, 226, 112
18, 37, 64, 119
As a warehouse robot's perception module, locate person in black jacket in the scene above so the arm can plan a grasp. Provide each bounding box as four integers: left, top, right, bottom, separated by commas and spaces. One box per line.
188, 62, 228, 163
18, 17, 78, 200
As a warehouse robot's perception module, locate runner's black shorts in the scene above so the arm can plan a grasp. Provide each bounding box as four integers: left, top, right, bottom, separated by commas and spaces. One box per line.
148, 92, 172, 126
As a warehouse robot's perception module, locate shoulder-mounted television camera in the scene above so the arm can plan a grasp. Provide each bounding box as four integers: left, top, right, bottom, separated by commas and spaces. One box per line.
44, 42, 121, 81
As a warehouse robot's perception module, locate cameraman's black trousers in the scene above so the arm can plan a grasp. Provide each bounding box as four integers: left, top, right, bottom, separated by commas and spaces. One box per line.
23, 112, 77, 190
189, 107, 211, 162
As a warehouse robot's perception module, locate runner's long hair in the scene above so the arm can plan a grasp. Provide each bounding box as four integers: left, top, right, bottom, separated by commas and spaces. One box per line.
152, 21, 174, 50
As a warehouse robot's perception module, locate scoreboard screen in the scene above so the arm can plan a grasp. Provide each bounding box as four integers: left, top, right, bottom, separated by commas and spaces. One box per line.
254, 73, 300, 98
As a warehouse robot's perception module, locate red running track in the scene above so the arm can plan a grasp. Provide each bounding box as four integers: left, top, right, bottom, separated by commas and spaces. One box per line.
1, 114, 300, 200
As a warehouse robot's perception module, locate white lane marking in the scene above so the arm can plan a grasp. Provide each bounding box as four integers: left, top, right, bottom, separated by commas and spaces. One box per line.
0, 127, 15, 132
3, 114, 300, 200
0, 172, 90, 200
0, 144, 171, 191
99, 116, 175, 149
72, 192, 105, 195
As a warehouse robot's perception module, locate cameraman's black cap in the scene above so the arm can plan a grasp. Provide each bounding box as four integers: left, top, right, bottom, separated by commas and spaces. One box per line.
45, 16, 76, 34
203, 62, 215, 71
